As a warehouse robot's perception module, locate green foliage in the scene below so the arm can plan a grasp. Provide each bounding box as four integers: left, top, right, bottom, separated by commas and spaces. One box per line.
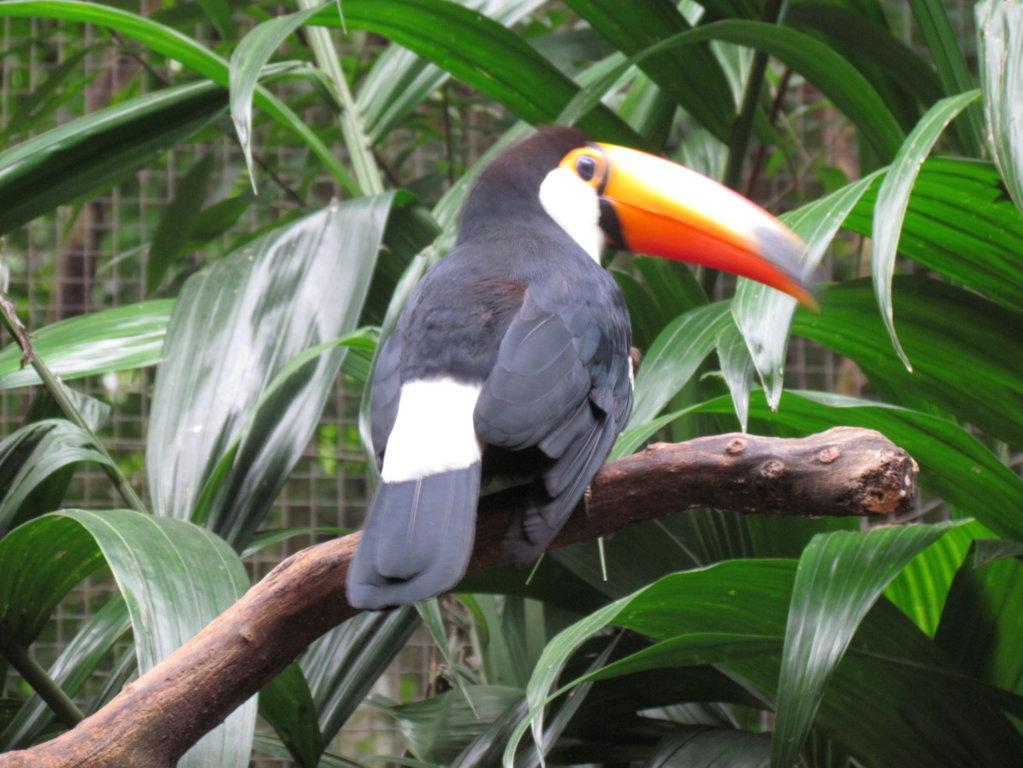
0, 1, 1021, 766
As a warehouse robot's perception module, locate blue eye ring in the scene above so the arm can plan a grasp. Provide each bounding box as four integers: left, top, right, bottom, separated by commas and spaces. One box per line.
576, 155, 597, 181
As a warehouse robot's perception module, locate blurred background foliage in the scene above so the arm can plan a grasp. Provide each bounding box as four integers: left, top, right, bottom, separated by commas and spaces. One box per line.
0, 0, 1021, 766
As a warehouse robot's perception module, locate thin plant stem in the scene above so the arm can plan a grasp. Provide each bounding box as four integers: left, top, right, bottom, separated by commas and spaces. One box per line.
0, 636, 84, 728
723, 0, 786, 192
297, 0, 383, 195
0, 291, 148, 513
745, 66, 793, 199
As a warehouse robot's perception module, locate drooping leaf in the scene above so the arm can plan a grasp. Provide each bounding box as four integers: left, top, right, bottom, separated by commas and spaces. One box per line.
301, 608, 420, 746
626, 301, 731, 430
563, 0, 736, 142
870, 90, 981, 369
0, 515, 106, 648
240, 526, 348, 559
792, 277, 1023, 448
378, 685, 524, 764
0, 419, 112, 535
0, 596, 129, 750
936, 539, 1023, 697
259, 662, 324, 768
146, 196, 402, 546
0, 80, 225, 235
643, 726, 770, 768
23, 381, 110, 431
196, 0, 233, 39
306, 0, 640, 145
0, 0, 357, 192
786, 3, 944, 126
251, 733, 364, 768
228, 4, 325, 189
146, 152, 216, 295
771, 524, 957, 768
0, 300, 173, 390
357, 0, 548, 142
555, 19, 903, 160
715, 320, 754, 432
885, 521, 986, 636
0, 509, 256, 766
507, 560, 1023, 768
977, 0, 1023, 215
417, 599, 478, 715
846, 158, 1023, 316
0, 43, 100, 144
193, 329, 378, 545
906, 0, 984, 155
731, 169, 883, 411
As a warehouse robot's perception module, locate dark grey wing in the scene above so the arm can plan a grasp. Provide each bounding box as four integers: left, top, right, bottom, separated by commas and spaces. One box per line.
369, 331, 403, 467
474, 287, 633, 561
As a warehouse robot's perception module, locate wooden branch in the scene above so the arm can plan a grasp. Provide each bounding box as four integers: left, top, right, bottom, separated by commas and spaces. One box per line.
0, 427, 916, 768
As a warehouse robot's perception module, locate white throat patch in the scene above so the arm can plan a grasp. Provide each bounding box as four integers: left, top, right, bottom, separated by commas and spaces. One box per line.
538, 167, 604, 262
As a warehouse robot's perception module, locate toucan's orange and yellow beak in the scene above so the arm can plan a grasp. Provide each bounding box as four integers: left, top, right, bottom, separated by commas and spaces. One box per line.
560, 142, 817, 308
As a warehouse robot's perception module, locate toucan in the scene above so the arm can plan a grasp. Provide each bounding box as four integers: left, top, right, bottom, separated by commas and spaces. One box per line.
347, 126, 813, 610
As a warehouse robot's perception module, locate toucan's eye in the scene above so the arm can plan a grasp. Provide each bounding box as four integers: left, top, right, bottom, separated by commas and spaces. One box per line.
576, 155, 597, 181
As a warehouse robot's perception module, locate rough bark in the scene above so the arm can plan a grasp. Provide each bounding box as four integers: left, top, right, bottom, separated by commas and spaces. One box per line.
0, 427, 916, 768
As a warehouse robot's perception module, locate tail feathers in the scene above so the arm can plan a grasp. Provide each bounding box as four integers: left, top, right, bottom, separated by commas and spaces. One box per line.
347, 464, 481, 609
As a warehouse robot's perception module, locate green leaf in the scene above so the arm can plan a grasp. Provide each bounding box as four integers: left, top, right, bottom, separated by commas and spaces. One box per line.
771, 524, 956, 768
885, 522, 985, 636
251, 733, 365, 767
301, 609, 420, 746
936, 539, 1023, 697
259, 662, 324, 768
146, 196, 400, 546
0, 80, 225, 235
563, 0, 736, 142
625, 301, 731, 431
644, 727, 770, 768
0, 515, 106, 647
731, 169, 883, 410
196, 0, 234, 39
0, 509, 255, 766
307, 0, 640, 145
792, 277, 1023, 448
556, 19, 903, 160
0, 0, 358, 193
0, 43, 101, 143
715, 322, 755, 431
844, 158, 1023, 316
977, 0, 1023, 215
0, 596, 129, 750
508, 560, 1023, 768
229, 4, 324, 189
0, 419, 112, 535
786, 4, 944, 127
192, 329, 377, 544
870, 90, 981, 369
416, 599, 478, 715
0, 300, 173, 390
377, 685, 524, 764
24, 382, 110, 431
241, 526, 348, 559
907, 0, 984, 154
147, 153, 216, 295
357, 0, 548, 142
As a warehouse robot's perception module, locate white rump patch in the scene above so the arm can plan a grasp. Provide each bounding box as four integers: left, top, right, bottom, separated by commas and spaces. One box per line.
538, 167, 604, 262
381, 379, 483, 483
